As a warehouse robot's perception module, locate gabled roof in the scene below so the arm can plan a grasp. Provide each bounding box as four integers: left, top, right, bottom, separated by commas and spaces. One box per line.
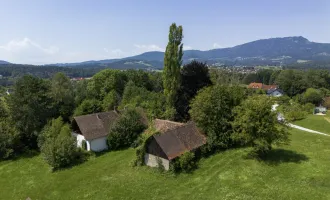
248, 82, 263, 89
151, 122, 206, 160
73, 111, 119, 140
154, 119, 184, 133
248, 82, 278, 90
262, 84, 278, 90
267, 88, 284, 95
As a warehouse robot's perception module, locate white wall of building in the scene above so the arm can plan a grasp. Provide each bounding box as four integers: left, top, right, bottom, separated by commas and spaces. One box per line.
89, 136, 108, 152
72, 132, 91, 151
144, 153, 170, 170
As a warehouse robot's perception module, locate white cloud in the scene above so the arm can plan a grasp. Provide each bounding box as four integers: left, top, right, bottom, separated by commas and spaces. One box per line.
134, 44, 164, 52
0, 37, 59, 54
0, 39, 165, 64
183, 45, 193, 50
0, 38, 60, 64
213, 43, 223, 49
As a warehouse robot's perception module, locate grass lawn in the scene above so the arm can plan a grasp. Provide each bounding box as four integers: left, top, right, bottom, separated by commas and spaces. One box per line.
1, 129, 330, 200
293, 114, 330, 134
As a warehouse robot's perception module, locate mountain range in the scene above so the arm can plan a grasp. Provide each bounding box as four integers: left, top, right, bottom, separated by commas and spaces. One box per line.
0, 60, 10, 65
2, 36, 330, 69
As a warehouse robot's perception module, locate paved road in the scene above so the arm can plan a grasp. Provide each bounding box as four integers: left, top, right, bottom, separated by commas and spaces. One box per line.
288, 123, 329, 137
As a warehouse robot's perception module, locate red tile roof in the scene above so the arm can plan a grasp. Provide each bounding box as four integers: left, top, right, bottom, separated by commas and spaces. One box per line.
248, 82, 278, 90
248, 82, 263, 89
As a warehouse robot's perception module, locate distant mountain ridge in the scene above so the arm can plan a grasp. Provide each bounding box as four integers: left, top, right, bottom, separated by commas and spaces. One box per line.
4, 36, 330, 69
58, 36, 330, 69
0, 60, 10, 65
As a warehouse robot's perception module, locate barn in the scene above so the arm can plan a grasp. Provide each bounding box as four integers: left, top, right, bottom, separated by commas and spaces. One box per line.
144, 119, 206, 170
71, 111, 119, 152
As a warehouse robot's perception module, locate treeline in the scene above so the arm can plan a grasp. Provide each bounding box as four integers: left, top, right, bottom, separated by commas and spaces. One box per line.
0, 64, 103, 80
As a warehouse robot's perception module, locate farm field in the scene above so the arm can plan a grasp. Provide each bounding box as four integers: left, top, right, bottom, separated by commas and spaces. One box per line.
0, 129, 330, 200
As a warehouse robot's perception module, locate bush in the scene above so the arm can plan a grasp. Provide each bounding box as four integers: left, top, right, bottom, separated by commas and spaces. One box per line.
302, 88, 323, 105
303, 103, 315, 114
107, 108, 146, 151
178, 151, 196, 172
81, 140, 87, 150
131, 126, 158, 167
40, 118, 87, 171
279, 102, 308, 122
170, 152, 197, 173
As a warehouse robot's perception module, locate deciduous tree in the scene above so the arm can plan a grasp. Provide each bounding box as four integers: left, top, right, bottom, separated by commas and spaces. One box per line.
232, 95, 289, 155
176, 61, 212, 121
7, 75, 54, 149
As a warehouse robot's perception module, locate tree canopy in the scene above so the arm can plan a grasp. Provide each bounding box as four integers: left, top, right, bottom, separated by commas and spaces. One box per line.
232, 95, 290, 155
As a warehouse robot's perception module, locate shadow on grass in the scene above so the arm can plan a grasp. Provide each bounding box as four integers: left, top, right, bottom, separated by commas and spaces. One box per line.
244, 149, 309, 165
11, 150, 40, 161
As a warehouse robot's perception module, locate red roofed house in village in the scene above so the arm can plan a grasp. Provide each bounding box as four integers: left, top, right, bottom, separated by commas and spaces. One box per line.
144, 119, 206, 170
248, 82, 278, 90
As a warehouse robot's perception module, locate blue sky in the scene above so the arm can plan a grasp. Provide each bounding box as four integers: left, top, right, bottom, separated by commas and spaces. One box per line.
0, 0, 329, 64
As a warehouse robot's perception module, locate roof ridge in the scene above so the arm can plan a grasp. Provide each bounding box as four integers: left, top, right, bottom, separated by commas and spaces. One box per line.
154, 119, 184, 125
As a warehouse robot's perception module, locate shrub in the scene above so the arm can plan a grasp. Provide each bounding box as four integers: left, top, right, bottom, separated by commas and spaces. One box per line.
170, 151, 197, 173
178, 151, 196, 173
107, 108, 146, 151
81, 140, 87, 150
156, 157, 165, 172
279, 102, 308, 122
303, 103, 315, 114
131, 126, 158, 167
40, 118, 87, 171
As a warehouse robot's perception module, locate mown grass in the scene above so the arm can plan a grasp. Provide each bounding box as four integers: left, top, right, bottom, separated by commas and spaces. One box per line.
293, 114, 330, 134
1, 129, 330, 200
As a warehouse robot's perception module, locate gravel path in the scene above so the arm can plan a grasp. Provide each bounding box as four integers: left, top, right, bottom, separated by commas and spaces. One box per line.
288, 123, 330, 137
272, 104, 329, 137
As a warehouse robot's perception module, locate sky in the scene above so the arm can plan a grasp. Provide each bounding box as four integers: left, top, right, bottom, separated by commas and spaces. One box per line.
0, 0, 329, 64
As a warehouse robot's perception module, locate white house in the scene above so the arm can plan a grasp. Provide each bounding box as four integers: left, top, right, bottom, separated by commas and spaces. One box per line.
71, 111, 119, 152
267, 88, 284, 97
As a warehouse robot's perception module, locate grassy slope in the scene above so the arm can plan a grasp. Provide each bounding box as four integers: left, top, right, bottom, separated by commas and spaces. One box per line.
1, 129, 330, 200
293, 114, 330, 134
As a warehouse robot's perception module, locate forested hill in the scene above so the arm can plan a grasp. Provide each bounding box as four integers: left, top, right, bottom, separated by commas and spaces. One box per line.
0, 60, 10, 64
52, 36, 330, 68
2, 36, 330, 69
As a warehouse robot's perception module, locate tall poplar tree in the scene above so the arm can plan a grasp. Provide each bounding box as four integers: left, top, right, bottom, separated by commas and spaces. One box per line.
163, 23, 183, 118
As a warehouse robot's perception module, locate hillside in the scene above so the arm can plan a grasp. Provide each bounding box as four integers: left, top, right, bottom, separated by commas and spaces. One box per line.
50, 36, 330, 69
1, 129, 330, 200
0, 60, 10, 65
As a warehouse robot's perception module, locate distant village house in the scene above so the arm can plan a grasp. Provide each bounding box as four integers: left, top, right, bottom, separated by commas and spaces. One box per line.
144, 119, 206, 170
248, 82, 283, 97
